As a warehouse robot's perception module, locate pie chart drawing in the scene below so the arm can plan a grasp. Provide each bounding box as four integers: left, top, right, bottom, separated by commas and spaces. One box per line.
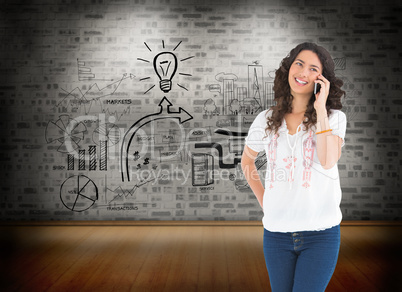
60, 175, 98, 212
92, 123, 120, 147
45, 115, 87, 153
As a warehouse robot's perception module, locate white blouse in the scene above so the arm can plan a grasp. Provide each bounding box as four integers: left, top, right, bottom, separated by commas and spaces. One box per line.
245, 109, 347, 232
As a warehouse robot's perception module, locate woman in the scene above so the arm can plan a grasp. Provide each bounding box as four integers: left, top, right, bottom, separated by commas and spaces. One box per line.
241, 42, 347, 291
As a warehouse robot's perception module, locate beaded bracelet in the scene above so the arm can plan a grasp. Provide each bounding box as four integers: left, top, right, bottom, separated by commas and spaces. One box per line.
316, 129, 333, 135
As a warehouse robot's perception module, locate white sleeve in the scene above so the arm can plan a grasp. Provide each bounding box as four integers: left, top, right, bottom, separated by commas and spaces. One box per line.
244, 110, 269, 153
329, 110, 347, 147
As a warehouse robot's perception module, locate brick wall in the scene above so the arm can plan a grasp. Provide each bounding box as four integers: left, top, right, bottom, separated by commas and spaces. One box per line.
0, 0, 401, 221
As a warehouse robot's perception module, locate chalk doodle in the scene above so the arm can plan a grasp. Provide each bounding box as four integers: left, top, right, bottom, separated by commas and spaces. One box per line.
67, 154, 74, 170
248, 64, 264, 112
60, 175, 98, 212
193, 128, 246, 172
92, 123, 121, 147
153, 51, 177, 93
56, 73, 134, 110
192, 153, 214, 186
120, 96, 193, 182
334, 57, 346, 71
77, 58, 113, 82
45, 115, 87, 153
99, 141, 108, 171
106, 176, 161, 205
209, 63, 274, 116
203, 98, 220, 116
54, 73, 134, 124
194, 142, 240, 169
88, 145, 96, 171
78, 150, 85, 170
214, 128, 247, 156
138, 40, 194, 94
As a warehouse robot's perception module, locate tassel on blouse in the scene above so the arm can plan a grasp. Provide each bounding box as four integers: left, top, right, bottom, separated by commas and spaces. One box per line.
286, 123, 303, 191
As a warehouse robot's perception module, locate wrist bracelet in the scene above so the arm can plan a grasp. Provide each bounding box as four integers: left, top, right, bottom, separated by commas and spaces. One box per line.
316, 129, 332, 135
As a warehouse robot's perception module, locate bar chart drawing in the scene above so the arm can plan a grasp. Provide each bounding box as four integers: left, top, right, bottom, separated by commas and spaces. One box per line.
67, 154, 74, 170
89, 146, 97, 171
66, 143, 107, 171
78, 150, 85, 170
99, 141, 107, 171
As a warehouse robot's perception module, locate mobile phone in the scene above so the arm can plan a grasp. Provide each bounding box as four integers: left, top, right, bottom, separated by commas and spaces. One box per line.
314, 82, 321, 94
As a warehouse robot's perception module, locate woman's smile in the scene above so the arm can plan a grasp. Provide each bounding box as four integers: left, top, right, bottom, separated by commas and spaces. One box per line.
295, 77, 308, 86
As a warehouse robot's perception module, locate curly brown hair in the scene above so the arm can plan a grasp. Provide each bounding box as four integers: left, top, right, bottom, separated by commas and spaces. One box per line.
265, 42, 345, 137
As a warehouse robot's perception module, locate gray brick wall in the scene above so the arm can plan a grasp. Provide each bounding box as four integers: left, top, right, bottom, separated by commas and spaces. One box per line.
0, 0, 401, 221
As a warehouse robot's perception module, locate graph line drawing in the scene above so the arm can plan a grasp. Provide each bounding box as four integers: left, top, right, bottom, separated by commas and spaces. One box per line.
57, 73, 134, 108
60, 175, 98, 212
120, 96, 193, 182
106, 175, 162, 205
101, 107, 131, 122
45, 115, 87, 153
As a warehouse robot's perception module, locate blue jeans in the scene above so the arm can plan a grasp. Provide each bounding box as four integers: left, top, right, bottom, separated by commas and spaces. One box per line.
263, 225, 340, 292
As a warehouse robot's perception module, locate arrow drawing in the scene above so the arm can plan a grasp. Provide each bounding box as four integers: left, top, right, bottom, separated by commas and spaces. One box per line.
120, 96, 193, 182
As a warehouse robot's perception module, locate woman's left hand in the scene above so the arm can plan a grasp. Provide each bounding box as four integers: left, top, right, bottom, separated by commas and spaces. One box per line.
314, 74, 330, 112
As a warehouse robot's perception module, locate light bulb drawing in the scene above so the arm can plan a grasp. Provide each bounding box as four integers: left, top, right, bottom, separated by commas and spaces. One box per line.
137, 40, 195, 94
153, 52, 177, 93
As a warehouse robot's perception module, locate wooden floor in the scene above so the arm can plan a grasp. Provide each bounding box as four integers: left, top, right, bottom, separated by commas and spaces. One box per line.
0, 224, 401, 292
